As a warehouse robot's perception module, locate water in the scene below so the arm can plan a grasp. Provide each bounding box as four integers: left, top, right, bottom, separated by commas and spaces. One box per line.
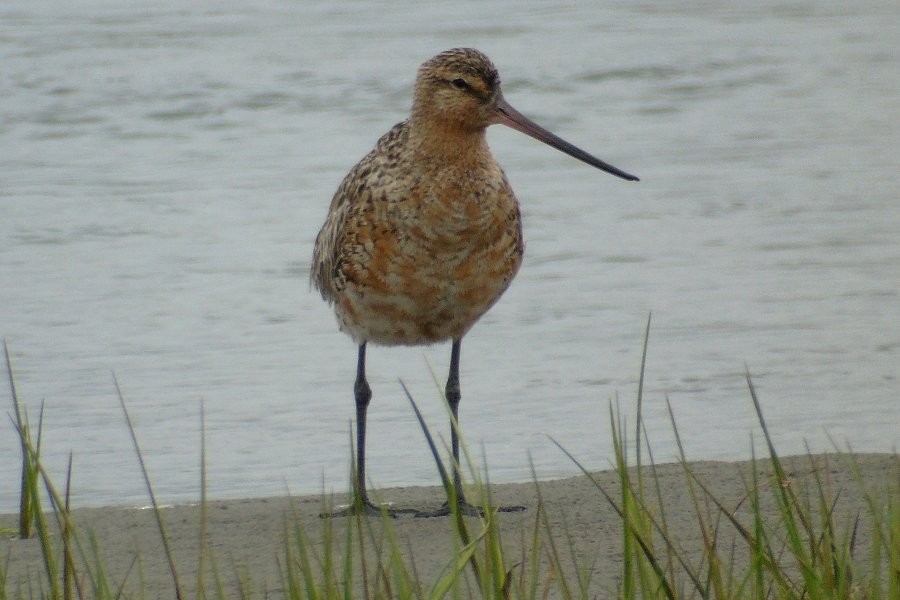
1, 0, 897, 513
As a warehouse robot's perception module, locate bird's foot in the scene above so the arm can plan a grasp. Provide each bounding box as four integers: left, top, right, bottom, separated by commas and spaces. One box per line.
319, 499, 417, 519
414, 500, 526, 518
496, 503, 527, 514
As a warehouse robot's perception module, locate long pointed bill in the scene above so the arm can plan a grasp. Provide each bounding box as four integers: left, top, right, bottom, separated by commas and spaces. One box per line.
492, 95, 639, 182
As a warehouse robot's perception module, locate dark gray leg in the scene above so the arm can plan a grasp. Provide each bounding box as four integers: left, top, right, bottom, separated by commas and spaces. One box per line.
445, 338, 465, 499
417, 338, 479, 517
416, 338, 525, 517
324, 343, 414, 517
323, 344, 377, 516
353, 342, 374, 510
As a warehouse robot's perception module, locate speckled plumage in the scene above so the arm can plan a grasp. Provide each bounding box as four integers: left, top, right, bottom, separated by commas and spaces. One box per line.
312, 49, 524, 346
309, 49, 637, 515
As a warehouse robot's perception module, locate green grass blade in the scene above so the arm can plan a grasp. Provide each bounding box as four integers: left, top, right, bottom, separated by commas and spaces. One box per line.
400, 380, 478, 582
634, 311, 651, 484
114, 374, 184, 599
427, 530, 486, 599
4, 340, 35, 540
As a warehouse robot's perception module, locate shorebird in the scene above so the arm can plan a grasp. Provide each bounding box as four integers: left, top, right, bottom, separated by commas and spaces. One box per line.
311, 48, 638, 516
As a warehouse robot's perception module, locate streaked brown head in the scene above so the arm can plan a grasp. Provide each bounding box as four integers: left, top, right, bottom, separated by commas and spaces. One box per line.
411, 48, 639, 182
412, 48, 501, 131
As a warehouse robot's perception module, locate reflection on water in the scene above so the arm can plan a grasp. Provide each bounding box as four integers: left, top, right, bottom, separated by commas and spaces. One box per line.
1, 0, 897, 511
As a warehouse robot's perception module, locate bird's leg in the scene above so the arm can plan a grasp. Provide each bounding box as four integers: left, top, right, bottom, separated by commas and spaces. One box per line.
447, 339, 498, 515
445, 338, 466, 502
323, 343, 407, 518
417, 338, 526, 518
352, 342, 375, 511
418, 339, 481, 517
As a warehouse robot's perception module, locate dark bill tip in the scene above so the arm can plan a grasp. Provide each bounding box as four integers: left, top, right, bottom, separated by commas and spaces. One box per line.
493, 96, 639, 182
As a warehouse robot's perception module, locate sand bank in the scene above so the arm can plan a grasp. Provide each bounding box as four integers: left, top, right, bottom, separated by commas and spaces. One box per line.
2, 453, 895, 598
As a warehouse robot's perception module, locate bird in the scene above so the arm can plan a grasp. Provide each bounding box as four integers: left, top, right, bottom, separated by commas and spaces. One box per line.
311, 48, 638, 517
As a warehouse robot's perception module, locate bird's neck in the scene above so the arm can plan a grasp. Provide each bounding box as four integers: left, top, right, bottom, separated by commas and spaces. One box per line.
407, 117, 491, 167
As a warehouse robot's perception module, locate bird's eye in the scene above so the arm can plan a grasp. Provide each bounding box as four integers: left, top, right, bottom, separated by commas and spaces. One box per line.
450, 78, 469, 90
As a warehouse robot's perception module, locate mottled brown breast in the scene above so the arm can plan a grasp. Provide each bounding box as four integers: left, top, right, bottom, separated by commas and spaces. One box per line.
311, 121, 524, 345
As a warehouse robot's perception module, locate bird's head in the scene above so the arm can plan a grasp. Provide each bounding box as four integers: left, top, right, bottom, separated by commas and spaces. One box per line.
412, 48, 502, 132
411, 48, 639, 181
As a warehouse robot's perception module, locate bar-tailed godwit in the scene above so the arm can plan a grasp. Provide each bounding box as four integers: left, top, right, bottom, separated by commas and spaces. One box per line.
311, 48, 638, 516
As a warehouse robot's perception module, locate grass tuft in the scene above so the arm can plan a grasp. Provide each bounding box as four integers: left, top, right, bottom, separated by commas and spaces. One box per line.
4, 340, 40, 542
2, 328, 897, 598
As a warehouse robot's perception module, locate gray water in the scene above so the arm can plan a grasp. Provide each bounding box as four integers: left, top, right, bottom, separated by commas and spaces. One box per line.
1, 0, 898, 513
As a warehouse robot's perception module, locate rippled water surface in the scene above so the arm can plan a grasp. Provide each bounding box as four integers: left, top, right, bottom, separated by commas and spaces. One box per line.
2, 0, 898, 511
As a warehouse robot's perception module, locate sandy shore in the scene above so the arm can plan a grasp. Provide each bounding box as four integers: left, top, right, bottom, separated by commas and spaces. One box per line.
2, 453, 895, 598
